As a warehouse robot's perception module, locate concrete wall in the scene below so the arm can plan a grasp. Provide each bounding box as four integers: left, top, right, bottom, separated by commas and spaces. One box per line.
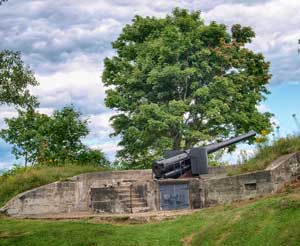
1, 170, 152, 216
1, 181, 78, 216
70, 169, 152, 212
203, 170, 273, 206
1, 152, 300, 217
202, 152, 300, 206
269, 152, 300, 191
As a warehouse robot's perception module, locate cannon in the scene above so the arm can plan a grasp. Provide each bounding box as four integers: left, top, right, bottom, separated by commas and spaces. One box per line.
152, 130, 256, 179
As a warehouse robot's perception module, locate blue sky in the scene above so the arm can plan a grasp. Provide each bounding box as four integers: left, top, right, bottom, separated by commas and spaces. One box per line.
265, 84, 300, 136
0, 0, 300, 170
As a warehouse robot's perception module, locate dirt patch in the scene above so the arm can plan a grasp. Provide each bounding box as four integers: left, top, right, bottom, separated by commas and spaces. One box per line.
0, 230, 30, 239
232, 212, 241, 222
181, 232, 197, 246
14, 209, 201, 224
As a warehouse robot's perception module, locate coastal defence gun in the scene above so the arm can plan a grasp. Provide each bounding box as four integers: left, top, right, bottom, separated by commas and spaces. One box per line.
152, 130, 256, 179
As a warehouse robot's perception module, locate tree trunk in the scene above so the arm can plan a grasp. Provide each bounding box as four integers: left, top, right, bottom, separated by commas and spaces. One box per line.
172, 134, 182, 150
24, 153, 27, 168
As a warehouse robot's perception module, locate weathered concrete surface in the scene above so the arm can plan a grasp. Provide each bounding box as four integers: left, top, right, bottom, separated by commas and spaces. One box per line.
1, 152, 300, 217
203, 170, 273, 206
202, 152, 300, 206
0, 181, 78, 216
269, 152, 300, 191
0, 170, 152, 217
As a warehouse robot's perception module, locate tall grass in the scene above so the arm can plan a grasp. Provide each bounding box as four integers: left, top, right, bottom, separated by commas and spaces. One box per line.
228, 135, 300, 175
0, 164, 105, 208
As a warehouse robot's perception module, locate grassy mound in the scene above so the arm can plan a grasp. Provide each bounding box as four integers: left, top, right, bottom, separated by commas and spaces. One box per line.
0, 184, 300, 246
228, 135, 300, 175
0, 165, 105, 208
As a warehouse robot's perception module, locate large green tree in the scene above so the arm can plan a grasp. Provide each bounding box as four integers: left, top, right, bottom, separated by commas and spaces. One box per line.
0, 106, 108, 166
0, 50, 39, 108
103, 8, 272, 168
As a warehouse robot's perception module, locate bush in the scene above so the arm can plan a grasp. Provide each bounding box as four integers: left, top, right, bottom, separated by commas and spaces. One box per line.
77, 148, 110, 167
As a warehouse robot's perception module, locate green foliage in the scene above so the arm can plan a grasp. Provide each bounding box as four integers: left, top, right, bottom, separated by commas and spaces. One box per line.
0, 164, 106, 208
103, 8, 272, 168
0, 50, 39, 108
0, 106, 108, 166
0, 109, 49, 166
77, 148, 110, 167
1, 186, 300, 245
41, 106, 89, 164
228, 135, 300, 175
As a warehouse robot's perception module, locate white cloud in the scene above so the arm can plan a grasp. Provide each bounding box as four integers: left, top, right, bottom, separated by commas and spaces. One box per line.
271, 116, 280, 127
91, 142, 122, 154
0, 106, 17, 129
203, 0, 300, 84
2, 0, 299, 84
36, 107, 54, 116
257, 104, 270, 113
33, 53, 108, 114
0, 161, 11, 169
88, 112, 115, 135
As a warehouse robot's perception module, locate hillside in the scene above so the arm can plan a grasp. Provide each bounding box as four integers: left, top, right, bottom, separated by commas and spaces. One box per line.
1, 183, 300, 246
228, 135, 300, 175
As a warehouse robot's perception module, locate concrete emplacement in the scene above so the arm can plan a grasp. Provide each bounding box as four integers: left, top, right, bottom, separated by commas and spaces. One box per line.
1, 152, 300, 217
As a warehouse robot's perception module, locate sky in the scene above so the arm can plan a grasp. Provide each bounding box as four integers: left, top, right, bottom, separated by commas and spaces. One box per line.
0, 0, 300, 170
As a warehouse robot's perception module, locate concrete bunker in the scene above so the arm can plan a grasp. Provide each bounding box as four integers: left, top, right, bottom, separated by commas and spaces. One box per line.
1, 152, 300, 217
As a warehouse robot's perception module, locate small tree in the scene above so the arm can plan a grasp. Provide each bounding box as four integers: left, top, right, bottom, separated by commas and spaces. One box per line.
0, 109, 49, 166
103, 8, 272, 168
0, 50, 39, 108
45, 106, 89, 163
0, 106, 109, 166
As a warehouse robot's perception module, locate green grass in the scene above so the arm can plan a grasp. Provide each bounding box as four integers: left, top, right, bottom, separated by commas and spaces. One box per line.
0, 165, 105, 208
228, 135, 300, 175
1, 186, 300, 246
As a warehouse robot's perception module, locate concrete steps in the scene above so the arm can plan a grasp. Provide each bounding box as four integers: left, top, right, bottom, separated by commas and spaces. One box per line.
118, 194, 140, 199
115, 185, 148, 212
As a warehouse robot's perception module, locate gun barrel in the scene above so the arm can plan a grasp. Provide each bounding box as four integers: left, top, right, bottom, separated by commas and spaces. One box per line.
205, 130, 256, 154
163, 165, 190, 179
152, 131, 257, 179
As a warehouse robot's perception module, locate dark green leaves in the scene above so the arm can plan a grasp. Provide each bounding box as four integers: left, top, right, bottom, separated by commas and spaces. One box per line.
103, 8, 272, 168
231, 24, 255, 44
0, 106, 108, 166
0, 50, 39, 108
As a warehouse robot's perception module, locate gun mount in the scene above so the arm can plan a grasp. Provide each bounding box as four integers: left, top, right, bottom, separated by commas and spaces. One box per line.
152, 130, 256, 179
